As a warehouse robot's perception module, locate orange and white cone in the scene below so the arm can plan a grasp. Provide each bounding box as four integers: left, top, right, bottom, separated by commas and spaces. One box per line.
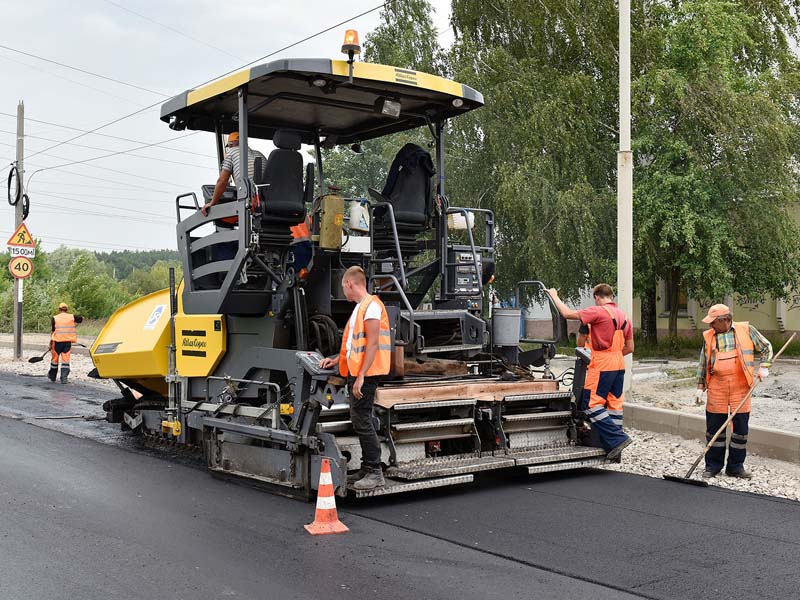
304, 458, 349, 535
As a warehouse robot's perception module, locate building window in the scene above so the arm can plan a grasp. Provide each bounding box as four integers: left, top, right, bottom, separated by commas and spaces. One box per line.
664, 285, 688, 316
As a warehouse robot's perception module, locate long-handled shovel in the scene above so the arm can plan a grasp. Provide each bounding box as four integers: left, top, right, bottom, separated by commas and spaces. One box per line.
664, 332, 795, 487
28, 342, 89, 364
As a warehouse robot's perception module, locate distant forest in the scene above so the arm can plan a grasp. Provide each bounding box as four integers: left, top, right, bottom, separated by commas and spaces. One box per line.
0, 245, 181, 332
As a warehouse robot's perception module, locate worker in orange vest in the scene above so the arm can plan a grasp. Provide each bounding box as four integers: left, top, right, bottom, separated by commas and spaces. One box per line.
320, 266, 392, 490
696, 304, 772, 479
289, 215, 313, 270
548, 284, 634, 459
49, 302, 83, 384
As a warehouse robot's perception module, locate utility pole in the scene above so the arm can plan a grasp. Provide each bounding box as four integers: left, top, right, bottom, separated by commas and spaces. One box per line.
618, 1, 633, 389
12, 101, 24, 361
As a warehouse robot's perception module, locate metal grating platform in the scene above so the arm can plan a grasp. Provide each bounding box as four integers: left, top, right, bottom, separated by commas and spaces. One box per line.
386, 454, 517, 480
526, 457, 607, 474
350, 474, 474, 498
510, 446, 606, 466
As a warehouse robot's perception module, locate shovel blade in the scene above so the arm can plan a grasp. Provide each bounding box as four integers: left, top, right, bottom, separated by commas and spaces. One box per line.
28, 356, 44, 363
663, 474, 709, 488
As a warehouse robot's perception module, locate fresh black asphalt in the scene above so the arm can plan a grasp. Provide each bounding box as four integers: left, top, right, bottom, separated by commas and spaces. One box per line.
0, 371, 798, 599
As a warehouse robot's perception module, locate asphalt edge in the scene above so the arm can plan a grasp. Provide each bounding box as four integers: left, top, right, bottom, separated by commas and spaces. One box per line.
624, 403, 800, 464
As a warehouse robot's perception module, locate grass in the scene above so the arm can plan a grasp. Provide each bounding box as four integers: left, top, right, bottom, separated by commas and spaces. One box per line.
12, 318, 107, 339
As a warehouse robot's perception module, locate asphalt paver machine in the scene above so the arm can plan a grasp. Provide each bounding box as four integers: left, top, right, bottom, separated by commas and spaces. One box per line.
91, 52, 608, 498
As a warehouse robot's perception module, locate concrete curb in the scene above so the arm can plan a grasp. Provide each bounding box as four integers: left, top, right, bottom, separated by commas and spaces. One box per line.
624, 403, 800, 464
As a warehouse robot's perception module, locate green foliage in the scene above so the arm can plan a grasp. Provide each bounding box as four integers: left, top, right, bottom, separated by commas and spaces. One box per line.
448, 0, 620, 300
123, 260, 182, 296
633, 0, 800, 335
321, 0, 442, 198
0, 245, 178, 333
95, 249, 180, 280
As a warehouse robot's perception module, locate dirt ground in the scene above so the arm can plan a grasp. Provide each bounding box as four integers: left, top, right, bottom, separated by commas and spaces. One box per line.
628, 359, 800, 434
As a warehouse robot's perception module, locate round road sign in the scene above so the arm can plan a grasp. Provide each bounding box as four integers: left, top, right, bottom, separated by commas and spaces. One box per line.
8, 256, 34, 279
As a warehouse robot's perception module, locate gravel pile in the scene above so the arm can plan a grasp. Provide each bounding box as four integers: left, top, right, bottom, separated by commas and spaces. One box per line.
0, 347, 114, 387
603, 428, 800, 502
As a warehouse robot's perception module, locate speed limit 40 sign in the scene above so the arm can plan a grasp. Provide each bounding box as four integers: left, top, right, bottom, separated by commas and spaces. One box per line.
8, 256, 33, 279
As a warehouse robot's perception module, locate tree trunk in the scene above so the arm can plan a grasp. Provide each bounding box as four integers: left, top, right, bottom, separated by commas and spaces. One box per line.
640, 283, 658, 345
668, 268, 680, 337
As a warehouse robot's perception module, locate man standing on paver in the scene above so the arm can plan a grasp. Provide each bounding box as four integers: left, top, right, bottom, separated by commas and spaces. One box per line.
548, 284, 634, 459
49, 302, 82, 384
696, 304, 772, 479
320, 266, 391, 490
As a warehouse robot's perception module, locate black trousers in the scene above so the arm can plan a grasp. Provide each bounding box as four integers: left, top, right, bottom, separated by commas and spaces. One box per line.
705, 411, 750, 474
347, 376, 382, 470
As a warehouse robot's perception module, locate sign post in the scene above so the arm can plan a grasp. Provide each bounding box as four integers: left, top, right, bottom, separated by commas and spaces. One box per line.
12, 102, 24, 360
7, 221, 36, 359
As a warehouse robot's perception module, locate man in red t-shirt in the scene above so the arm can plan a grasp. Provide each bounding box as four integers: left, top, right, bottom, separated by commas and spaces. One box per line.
547, 284, 634, 458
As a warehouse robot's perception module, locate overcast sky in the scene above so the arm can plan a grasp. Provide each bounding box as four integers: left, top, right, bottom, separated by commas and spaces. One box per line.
0, 0, 452, 252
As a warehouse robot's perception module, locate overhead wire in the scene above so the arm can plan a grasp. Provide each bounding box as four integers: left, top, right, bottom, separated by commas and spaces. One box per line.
0, 112, 215, 158
102, 0, 244, 61
21, 2, 387, 163
33, 191, 174, 218
0, 43, 170, 98
0, 230, 169, 251
0, 130, 212, 169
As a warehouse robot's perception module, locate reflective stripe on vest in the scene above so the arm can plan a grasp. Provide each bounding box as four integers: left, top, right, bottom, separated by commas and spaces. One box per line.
52, 312, 77, 343
338, 295, 392, 377
703, 321, 755, 387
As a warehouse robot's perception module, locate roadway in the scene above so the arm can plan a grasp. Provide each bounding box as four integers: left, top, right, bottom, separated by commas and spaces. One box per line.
0, 372, 798, 600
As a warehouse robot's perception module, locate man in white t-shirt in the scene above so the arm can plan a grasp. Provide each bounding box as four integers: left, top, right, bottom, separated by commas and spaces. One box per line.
321, 266, 391, 490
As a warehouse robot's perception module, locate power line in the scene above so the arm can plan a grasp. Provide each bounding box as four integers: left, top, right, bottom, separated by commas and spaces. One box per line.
0, 130, 212, 169
22, 3, 386, 162
25, 132, 203, 177
0, 43, 169, 98
0, 230, 169, 251
103, 0, 243, 61
33, 192, 174, 219
0, 51, 142, 105
0, 112, 215, 159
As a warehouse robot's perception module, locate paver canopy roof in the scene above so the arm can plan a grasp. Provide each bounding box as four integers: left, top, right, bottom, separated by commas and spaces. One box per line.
160, 58, 484, 145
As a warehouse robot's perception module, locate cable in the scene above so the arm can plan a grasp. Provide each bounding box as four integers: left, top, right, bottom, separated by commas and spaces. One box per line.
33, 192, 174, 218
24, 132, 202, 179
24, 3, 387, 162
0, 230, 169, 251
0, 130, 212, 169
0, 112, 215, 159
0, 51, 141, 105
0, 140, 203, 187
209, 3, 386, 80
0, 43, 169, 98
103, 0, 243, 61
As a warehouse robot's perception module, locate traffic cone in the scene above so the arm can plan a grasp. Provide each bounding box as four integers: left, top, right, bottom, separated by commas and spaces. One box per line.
304, 458, 349, 535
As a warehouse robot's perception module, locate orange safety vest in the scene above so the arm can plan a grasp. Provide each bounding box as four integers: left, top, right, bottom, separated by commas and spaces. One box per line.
587, 305, 627, 371
703, 322, 755, 413
52, 312, 77, 343
338, 294, 392, 377
290, 215, 312, 242
703, 322, 755, 387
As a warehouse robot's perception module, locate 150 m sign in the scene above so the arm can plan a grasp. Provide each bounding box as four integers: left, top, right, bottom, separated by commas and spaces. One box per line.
8, 256, 34, 279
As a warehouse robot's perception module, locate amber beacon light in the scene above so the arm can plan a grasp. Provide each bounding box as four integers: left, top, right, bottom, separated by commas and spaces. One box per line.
341, 29, 361, 83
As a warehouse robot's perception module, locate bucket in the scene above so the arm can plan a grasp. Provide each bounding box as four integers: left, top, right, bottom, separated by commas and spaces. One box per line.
349, 199, 370, 232
492, 308, 521, 347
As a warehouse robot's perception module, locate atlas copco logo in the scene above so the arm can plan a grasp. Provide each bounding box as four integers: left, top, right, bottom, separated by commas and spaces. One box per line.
182, 338, 208, 349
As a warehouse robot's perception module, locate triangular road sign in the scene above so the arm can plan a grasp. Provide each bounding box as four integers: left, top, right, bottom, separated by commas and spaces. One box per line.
7, 222, 34, 247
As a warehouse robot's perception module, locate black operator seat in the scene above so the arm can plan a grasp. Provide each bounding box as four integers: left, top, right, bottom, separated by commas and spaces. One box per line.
260, 130, 308, 224
370, 142, 435, 234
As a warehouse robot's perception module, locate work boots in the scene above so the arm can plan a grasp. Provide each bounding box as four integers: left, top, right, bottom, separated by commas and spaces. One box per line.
347, 467, 367, 483
352, 467, 385, 491
60, 364, 70, 384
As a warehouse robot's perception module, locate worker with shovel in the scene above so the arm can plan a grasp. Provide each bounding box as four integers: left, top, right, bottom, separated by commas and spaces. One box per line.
696, 304, 772, 479
49, 302, 83, 384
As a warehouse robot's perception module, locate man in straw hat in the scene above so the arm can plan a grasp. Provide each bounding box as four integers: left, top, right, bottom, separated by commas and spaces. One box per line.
696, 304, 772, 479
